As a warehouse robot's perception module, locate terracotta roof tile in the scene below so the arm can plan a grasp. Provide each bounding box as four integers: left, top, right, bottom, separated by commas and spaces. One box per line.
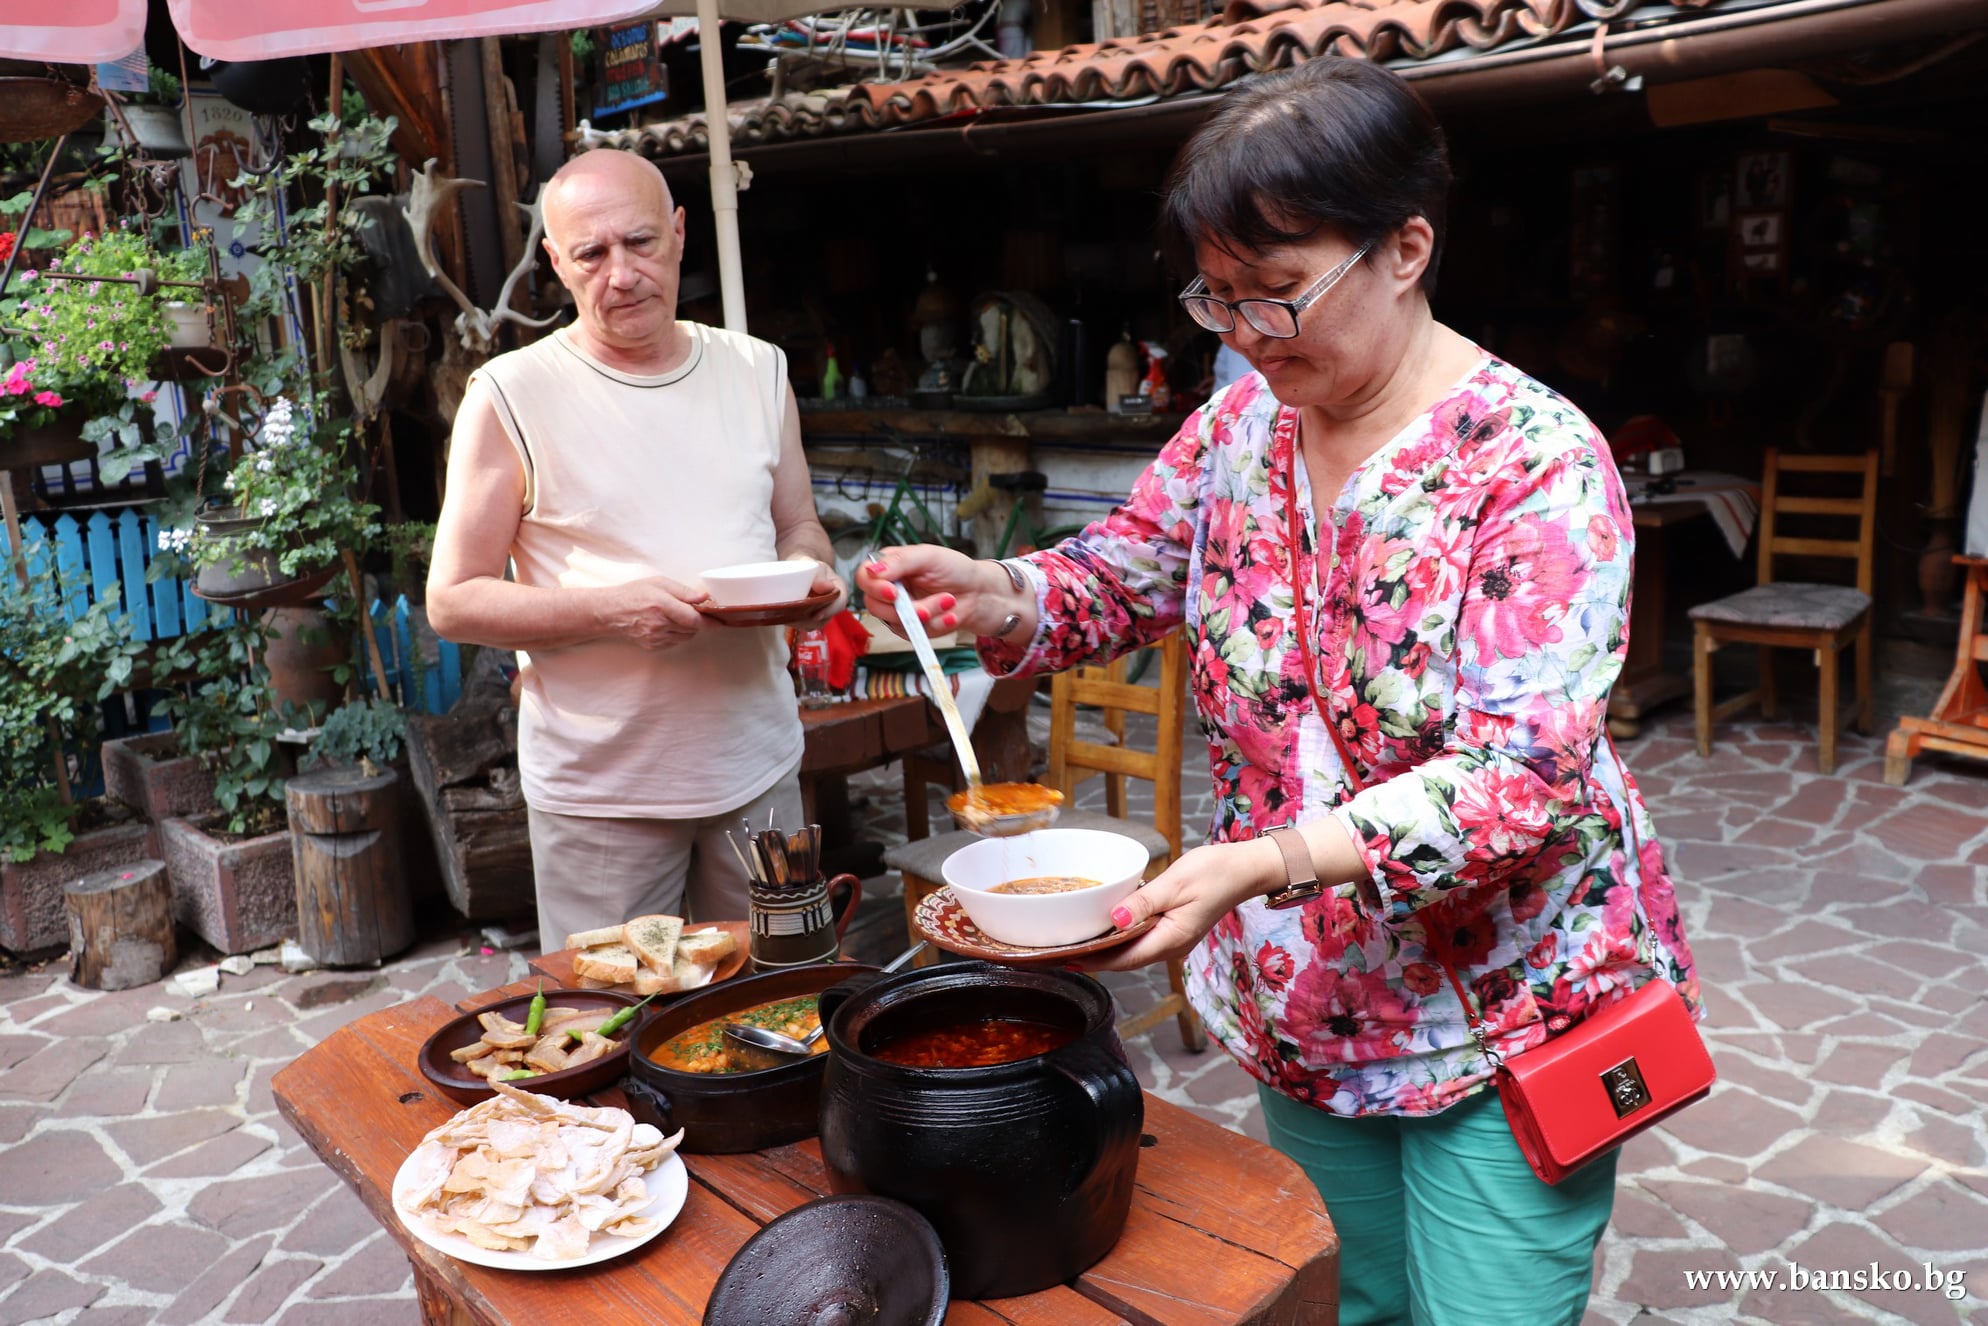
599, 0, 1691, 156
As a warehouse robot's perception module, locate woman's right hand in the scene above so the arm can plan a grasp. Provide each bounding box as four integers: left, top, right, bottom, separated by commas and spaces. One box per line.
855, 545, 1015, 641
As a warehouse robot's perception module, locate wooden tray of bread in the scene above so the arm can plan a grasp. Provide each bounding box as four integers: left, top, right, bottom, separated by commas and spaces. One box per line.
531, 916, 750, 997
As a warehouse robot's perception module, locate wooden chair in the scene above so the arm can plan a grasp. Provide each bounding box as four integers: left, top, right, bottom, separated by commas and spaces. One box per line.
883, 631, 1207, 1051
1691, 448, 1878, 774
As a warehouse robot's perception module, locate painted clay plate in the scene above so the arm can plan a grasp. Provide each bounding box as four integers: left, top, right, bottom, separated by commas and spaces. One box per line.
912, 887, 1156, 963
538, 920, 752, 994
698, 587, 837, 627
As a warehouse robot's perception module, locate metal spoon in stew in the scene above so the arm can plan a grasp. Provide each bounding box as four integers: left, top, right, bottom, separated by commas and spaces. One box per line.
720, 942, 929, 1069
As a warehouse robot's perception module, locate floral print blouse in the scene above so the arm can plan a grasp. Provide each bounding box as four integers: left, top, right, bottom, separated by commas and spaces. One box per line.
981, 357, 1700, 1118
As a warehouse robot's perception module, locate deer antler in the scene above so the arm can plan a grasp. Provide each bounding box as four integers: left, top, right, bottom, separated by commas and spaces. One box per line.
403, 160, 558, 355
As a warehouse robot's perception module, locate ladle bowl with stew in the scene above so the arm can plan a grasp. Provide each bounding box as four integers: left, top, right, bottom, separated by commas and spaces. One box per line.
940, 827, 1149, 948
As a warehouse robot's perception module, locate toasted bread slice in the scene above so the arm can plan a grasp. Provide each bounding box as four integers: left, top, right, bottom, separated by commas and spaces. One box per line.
670, 955, 717, 993
676, 927, 737, 966
622, 914, 684, 974
572, 944, 639, 985
564, 923, 629, 950
630, 966, 679, 997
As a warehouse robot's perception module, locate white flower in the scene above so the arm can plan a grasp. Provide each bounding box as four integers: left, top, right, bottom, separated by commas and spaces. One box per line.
255, 455, 275, 473
223, 472, 237, 490
258, 498, 277, 517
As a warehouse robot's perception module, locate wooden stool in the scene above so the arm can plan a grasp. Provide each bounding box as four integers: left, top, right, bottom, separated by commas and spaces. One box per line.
1887, 556, 1988, 785
65, 860, 175, 991
287, 766, 414, 967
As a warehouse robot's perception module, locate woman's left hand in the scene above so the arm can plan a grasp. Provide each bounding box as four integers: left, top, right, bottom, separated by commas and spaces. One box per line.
1082, 839, 1281, 972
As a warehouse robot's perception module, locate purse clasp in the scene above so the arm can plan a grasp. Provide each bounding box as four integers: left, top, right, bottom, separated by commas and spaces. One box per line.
1601, 1057, 1652, 1118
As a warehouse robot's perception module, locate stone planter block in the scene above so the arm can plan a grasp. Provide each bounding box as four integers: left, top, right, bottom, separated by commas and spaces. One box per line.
0, 823, 160, 953
159, 816, 296, 955
103, 733, 217, 822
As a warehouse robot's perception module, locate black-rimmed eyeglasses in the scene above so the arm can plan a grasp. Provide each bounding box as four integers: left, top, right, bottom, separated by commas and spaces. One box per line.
1177, 243, 1374, 339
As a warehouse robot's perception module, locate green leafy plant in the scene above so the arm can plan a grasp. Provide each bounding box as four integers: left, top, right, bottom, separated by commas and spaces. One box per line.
158, 391, 381, 582
308, 696, 405, 773
0, 556, 145, 862
150, 618, 310, 836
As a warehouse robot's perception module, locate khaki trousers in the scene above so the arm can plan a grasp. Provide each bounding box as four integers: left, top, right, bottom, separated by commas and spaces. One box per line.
527, 766, 802, 952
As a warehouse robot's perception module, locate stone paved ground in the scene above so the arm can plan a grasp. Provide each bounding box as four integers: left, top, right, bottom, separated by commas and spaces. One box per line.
3, 690, 1986, 1323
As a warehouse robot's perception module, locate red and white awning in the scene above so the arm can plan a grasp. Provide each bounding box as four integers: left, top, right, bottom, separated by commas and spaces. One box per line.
0, 0, 658, 62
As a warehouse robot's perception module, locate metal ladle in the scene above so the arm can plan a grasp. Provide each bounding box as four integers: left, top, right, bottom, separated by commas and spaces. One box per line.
895, 593, 1055, 838
721, 941, 929, 1071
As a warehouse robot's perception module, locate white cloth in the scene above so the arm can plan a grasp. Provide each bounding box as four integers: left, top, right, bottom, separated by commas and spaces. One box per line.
1965, 389, 1988, 558
1625, 470, 1760, 558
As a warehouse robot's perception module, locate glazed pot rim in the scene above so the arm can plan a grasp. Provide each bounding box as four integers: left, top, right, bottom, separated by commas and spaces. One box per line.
629, 961, 875, 1082
825, 960, 1114, 1078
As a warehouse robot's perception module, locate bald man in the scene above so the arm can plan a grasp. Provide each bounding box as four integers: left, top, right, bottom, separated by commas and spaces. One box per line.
428, 150, 846, 948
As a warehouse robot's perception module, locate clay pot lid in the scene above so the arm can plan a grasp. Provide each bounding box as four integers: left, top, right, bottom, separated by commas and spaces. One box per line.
704, 1195, 947, 1326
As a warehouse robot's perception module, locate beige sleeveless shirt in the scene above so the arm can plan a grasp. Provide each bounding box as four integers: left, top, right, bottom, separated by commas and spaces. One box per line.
466, 322, 803, 817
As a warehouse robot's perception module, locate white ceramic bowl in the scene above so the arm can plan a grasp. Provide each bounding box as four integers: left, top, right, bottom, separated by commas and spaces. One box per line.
700, 561, 819, 607
940, 828, 1149, 948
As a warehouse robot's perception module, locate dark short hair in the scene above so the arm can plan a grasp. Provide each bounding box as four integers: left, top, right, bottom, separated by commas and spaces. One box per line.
1159, 58, 1451, 295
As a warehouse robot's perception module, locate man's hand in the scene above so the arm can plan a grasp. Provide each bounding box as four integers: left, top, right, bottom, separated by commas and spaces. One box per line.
598, 576, 712, 650
792, 558, 848, 628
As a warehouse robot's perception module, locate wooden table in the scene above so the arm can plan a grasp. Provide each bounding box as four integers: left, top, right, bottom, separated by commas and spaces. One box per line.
272, 973, 1340, 1325
1608, 503, 1712, 735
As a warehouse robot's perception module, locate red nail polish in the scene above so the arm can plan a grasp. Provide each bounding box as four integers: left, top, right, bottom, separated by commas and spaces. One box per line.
941, 614, 957, 630
866, 561, 887, 574
941, 594, 958, 610
1110, 907, 1133, 928
1063, 963, 1086, 974
876, 583, 895, 601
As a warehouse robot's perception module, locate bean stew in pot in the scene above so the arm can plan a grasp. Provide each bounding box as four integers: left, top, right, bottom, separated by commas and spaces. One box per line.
870, 1018, 1077, 1068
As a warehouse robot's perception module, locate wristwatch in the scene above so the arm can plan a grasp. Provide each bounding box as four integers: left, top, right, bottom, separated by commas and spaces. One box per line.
1261, 826, 1325, 910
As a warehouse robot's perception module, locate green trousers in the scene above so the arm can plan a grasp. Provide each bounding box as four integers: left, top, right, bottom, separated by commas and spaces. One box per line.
1257, 1085, 1617, 1326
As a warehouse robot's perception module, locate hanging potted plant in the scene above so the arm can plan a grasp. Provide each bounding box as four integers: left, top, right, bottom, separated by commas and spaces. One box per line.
1, 223, 185, 481
108, 68, 190, 159
158, 391, 380, 608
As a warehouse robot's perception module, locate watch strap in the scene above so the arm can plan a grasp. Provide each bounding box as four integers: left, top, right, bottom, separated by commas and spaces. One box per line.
1262, 826, 1323, 909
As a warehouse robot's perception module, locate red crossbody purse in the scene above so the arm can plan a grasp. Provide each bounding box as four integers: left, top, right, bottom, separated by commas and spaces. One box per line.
1284, 450, 1714, 1185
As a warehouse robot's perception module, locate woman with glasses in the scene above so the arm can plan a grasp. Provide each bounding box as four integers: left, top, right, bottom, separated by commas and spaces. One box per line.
858, 58, 1697, 1325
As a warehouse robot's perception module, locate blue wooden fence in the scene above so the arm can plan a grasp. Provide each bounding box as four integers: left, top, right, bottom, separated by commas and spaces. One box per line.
2, 511, 465, 715
0, 509, 211, 641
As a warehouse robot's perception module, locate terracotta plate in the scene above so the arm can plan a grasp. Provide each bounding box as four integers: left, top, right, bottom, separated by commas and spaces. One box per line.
393, 1147, 688, 1270
698, 587, 837, 627
534, 920, 752, 994
912, 887, 1156, 963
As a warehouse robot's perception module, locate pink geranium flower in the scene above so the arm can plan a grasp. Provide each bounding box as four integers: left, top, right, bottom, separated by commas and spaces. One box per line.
33, 391, 62, 407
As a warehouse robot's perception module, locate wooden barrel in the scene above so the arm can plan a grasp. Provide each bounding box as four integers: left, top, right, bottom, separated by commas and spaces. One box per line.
287, 766, 414, 966
65, 860, 175, 991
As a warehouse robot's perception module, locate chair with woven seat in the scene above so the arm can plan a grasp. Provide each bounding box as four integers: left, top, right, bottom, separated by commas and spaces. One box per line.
883, 631, 1206, 1051
1691, 448, 1879, 774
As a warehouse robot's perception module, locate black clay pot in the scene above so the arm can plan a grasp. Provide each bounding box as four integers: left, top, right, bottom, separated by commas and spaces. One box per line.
817, 961, 1143, 1300
622, 962, 874, 1154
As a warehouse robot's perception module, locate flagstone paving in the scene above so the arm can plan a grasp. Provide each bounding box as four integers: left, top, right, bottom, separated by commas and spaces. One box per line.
2, 702, 1985, 1324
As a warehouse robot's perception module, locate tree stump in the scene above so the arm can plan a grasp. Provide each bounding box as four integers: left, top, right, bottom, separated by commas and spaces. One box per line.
65, 860, 175, 991
287, 766, 415, 966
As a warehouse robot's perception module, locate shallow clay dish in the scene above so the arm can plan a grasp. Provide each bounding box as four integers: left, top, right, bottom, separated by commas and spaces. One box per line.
912, 887, 1155, 963
417, 988, 643, 1106
697, 587, 837, 628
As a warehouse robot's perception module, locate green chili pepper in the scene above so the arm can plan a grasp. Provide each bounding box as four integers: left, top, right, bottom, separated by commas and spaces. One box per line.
593, 991, 659, 1041
524, 979, 546, 1038
495, 1069, 538, 1081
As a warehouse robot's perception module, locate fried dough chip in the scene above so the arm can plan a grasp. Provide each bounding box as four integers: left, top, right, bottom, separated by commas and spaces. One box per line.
397, 1084, 684, 1262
